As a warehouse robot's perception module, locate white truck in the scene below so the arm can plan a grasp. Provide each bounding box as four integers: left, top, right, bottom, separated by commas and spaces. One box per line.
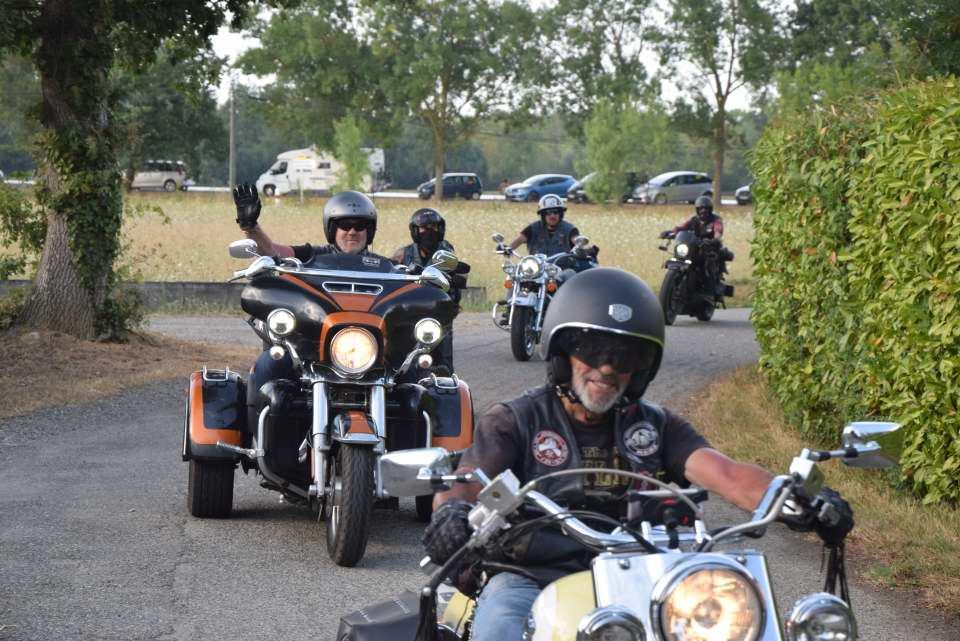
255, 145, 386, 197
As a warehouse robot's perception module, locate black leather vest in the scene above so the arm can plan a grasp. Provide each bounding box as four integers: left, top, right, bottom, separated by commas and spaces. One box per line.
525, 220, 576, 256
399, 239, 454, 268
505, 386, 669, 507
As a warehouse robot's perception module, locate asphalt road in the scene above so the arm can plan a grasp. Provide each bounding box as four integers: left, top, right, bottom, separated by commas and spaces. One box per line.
0, 310, 954, 640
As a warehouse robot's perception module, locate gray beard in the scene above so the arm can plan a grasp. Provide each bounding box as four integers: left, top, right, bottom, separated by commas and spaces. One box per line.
571, 375, 625, 415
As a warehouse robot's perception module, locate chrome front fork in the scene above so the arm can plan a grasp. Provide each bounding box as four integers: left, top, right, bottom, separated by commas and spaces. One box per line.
311, 381, 329, 497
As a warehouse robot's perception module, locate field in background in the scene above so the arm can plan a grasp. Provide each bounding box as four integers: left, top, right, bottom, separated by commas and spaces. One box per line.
122, 193, 754, 303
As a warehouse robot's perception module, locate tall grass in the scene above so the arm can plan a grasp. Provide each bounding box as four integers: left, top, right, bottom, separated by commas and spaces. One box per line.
11, 192, 755, 303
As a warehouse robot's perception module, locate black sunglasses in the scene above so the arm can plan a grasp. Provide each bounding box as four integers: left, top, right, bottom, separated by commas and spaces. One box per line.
571, 334, 657, 373
336, 219, 370, 232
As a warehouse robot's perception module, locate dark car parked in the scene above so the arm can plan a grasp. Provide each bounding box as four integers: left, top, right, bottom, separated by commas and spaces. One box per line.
504, 174, 576, 202
417, 172, 483, 199
736, 184, 753, 205
567, 171, 646, 204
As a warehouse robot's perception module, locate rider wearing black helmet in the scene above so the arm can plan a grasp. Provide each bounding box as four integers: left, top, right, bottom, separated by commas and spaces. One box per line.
233, 183, 388, 262
661, 194, 732, 286
391, 207, 468, 373
424, 268, 854, 641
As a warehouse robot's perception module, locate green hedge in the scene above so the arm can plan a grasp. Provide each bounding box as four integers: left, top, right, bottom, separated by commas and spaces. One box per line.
751, 78, 960, 504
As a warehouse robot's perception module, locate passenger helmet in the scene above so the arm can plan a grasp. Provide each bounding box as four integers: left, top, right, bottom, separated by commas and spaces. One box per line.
408, 207, 446, 244
537, 193, 566, 221
323, 191, 378, 245
540, 267, 665, 399
695, 195, 714, 220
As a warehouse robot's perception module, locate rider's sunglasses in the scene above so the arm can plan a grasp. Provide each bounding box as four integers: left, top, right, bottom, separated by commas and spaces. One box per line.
336, 219, 370, 233
570, 333, 657, 373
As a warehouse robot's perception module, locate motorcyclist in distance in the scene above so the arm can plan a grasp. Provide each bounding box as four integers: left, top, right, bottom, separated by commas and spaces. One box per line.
660, 194, 733, 285
423, 268, 854, 641
509, 194, 583, 256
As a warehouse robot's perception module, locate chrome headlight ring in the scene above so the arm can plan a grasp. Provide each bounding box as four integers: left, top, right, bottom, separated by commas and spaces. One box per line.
329, 326, 379, 375
651, 558, 764, 641
414, 317, 443, 347
785, 593, 857, 641
267, 308, 296, 337
519, 256, 543, 279
578, 606, 646, 641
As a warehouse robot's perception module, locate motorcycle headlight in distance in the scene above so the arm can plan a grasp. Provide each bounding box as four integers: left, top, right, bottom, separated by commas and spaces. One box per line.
577, 606, 645, 641
655, 565, 762, 641
414, 318, 443, 347
267, 308, 296, 337
330, 327, 378, 374
785, 593, 857, 641
519, 256, 542, 278
675, 243, 690, 259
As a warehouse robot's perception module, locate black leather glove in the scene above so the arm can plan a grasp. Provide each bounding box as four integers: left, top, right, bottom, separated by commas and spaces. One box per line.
783, 487, 854, 548
659, 230, 671, 239
233, 183, 261, 230
422, 499, 474, 564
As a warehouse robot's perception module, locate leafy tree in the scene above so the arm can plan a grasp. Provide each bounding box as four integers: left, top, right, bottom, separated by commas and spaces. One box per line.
659, 0, 782, 200
0, 0, 255, 339
542, 0, 661, 134
240, 0, 539, 200
331, 115, 368, 192
579, 99, 670, 203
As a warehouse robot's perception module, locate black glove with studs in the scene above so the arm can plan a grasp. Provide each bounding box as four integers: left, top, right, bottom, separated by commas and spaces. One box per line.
233, 182, 261, 230
422, 499, 474, 564
783, 486, 854, 548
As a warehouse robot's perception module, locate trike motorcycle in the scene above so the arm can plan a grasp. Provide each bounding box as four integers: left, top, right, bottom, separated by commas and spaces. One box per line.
181, 242, 475, 566
491, 233, 597, 361
339, 420, 901, 639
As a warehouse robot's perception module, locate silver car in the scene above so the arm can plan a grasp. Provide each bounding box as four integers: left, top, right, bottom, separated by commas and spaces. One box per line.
131, 159, 191, 192
633, 171, 712, 204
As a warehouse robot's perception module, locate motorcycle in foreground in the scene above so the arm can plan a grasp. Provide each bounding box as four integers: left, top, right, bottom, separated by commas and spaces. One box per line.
339, 420, 902, 640
658, 230, 735, 325
491, 233, 598, 361
182, 242, 475, 566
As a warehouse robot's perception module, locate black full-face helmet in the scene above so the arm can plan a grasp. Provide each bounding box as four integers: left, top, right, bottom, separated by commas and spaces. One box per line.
695, 195, 714, 220
323, 191, 378, 245
537, 193, 566, 223
540, 267, 665, 400
409, 207, 446, 244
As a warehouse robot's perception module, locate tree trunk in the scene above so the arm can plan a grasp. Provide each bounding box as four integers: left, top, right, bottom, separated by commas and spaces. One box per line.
432, 124, 445, 201
711, 101, 726, 205
18, 0, 121, 339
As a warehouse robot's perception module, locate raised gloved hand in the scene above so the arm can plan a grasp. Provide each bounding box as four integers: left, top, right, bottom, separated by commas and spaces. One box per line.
783, 486, 854, 548
233, 183, 261, 230
658, 230, 671, 239
422, 499, 474, 564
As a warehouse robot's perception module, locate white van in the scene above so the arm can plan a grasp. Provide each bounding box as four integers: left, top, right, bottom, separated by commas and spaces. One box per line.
255, 145, 386, 197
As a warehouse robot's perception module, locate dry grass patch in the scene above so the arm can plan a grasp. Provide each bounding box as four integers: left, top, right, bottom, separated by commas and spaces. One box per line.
104, 192, 754, 302
687, 365, 960, 619
0, 329, 256, 421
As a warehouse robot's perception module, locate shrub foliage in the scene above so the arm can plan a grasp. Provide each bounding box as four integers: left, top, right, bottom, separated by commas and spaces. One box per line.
751, 78, 960, 504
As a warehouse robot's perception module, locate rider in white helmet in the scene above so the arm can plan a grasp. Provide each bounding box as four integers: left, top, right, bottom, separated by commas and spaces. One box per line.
508, 194, 581, 256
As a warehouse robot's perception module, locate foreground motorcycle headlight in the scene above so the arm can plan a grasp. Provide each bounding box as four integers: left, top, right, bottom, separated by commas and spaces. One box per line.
675, 243, 690, 259
654, 563, 762, 641
267, 308, 296, 337
578, 606, 645, 641
502, 262, 515, 274
519, 256, 542, 278
330, 327, 378, 374
414, 318, 443, 347
785, 593, 857, 641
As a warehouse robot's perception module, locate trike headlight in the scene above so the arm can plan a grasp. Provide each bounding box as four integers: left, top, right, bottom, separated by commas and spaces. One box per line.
330, 327, 378, 374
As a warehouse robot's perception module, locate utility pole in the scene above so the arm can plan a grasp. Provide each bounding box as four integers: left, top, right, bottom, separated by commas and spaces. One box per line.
228, 77, 236, 191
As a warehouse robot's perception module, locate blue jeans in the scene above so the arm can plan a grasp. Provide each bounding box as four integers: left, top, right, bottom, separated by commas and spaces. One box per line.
471, 572, 542, 641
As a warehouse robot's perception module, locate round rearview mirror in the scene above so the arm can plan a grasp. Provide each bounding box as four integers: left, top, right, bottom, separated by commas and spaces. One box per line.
573, 235, 589, 248
229, 239, 259, 259
429, 250, 459, 272
491, 232, 505, 244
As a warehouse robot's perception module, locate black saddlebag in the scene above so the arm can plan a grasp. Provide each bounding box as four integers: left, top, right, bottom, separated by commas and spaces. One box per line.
336, 590, 419, 641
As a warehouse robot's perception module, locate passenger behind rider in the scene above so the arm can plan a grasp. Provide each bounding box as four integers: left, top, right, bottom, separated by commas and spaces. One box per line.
423, 268, 854, 641
392, 207, 469, 374
233, 183, 391, 437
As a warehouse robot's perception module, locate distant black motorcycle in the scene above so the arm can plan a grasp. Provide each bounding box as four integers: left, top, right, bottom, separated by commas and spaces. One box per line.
657, 230, 734, 324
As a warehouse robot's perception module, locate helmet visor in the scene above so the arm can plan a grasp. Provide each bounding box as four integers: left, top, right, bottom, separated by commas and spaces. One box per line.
568, 331, 658, 373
